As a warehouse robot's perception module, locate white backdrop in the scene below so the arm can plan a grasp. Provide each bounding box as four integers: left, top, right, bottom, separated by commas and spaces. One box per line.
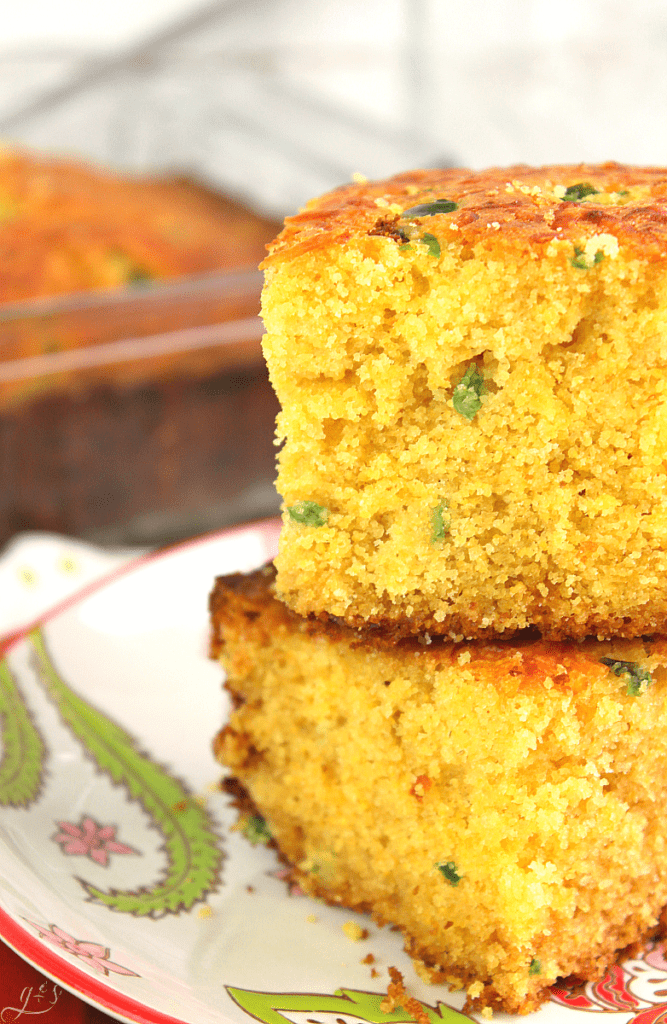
1, 0, 666, 216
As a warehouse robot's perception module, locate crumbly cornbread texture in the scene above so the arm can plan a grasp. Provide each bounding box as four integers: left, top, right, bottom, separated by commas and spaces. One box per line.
261, 162, 667, 640
212, 566, 667, 1015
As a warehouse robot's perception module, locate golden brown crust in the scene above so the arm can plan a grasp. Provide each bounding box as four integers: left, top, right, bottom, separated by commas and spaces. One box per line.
263, 162, 667, 266
210, 564, 363, 655
209, 563, 281, 659
0, 145, 280, 302
313, 602, 667, 645
209, 565, 667, 697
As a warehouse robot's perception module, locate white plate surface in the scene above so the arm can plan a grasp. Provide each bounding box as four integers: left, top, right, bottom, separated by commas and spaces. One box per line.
0, 522, 666, 1024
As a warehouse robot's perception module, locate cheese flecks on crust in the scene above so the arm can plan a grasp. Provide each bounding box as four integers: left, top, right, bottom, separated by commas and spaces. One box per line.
263, 163, 667, 267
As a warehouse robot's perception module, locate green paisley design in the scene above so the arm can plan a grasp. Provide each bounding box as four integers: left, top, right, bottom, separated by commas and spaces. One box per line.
226, 987, 471, 1024
29, 626, 222, 916
0, 658, 46, 807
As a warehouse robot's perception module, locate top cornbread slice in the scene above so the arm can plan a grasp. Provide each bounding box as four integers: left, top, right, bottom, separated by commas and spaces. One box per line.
261, 163, 667, 640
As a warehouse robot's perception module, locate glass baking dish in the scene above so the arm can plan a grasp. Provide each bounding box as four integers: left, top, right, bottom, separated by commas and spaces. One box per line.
0, 268, 280, 548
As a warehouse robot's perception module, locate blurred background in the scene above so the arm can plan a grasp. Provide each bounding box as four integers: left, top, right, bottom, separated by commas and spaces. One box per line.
3, 0, 667, 216
1, 0, 666, 552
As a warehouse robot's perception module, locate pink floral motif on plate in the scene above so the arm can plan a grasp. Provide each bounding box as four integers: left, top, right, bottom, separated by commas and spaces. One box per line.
24, 921, 139, 977
52, 817, 138, 866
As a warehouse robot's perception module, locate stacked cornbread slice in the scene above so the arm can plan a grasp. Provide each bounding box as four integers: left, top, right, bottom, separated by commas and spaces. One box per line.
211, 164, 667, 1014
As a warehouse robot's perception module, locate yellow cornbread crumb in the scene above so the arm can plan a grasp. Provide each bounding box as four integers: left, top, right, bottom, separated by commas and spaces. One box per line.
261, 162, 667, 641
197, 906, 213, 919
342, 920, 369, 941
212, 566, 667, 1015
306, 913, 318, 923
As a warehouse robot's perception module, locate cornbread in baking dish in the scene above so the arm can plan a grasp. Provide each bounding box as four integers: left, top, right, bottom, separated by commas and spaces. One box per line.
0, 145, 279, 301
211, 565, 667, 1015
261, 162, 667, 640
0, 145, 282, 547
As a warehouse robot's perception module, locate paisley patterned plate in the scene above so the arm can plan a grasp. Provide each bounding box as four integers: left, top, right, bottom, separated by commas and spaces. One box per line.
1, 522, 667, 1024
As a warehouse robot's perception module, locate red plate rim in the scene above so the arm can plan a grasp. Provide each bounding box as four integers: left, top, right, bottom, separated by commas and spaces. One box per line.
0, 902, 186, 1024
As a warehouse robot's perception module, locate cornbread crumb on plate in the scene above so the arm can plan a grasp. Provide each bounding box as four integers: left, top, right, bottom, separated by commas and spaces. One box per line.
261, 162, 667, 640
381, 967, 430, 1024
211, 565, 667, 1015
342, 920, 369, 941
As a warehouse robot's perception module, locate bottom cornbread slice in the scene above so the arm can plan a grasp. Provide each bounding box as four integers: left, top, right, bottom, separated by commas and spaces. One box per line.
210, 566, 667, 1015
